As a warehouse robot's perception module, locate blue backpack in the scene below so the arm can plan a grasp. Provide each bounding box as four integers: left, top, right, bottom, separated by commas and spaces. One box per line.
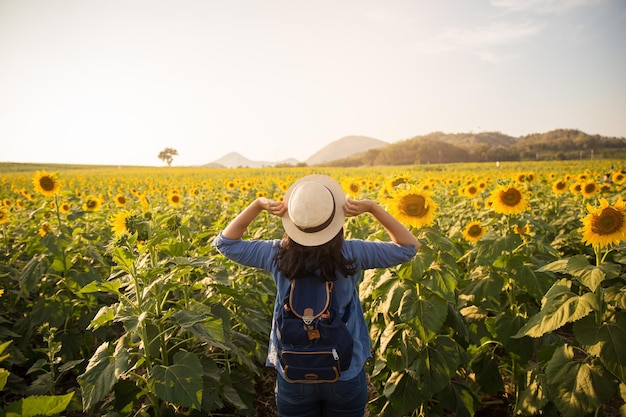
276, 275, 354, 383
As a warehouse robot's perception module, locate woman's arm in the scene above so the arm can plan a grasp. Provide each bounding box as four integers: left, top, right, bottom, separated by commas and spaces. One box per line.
222, 197, 286, 240
344, 198, 420, 250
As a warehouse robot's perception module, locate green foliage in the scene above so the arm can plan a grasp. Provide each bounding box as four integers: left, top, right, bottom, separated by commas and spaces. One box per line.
1, 161, 624, 416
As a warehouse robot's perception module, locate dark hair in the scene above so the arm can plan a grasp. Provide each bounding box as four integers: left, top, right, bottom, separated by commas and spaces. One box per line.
274, 228, 357, 281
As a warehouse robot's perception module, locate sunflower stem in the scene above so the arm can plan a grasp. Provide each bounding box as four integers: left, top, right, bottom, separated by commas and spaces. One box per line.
53, 195, 63, 230
2, 224, 8, 255
593, 244, 603, 266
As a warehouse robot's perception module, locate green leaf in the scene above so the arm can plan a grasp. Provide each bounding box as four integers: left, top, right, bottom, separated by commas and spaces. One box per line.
376, 279, 406, 315
0, 368, 9, 391
19, 253, 47, 294
566, 255, 605, 292
0, 340, 12, 361
421, 261, 458, 302
515, 364, 549, 415
574, 312, 626, 384
545, 344, 617, 417
87, 306, 116, 330
171, 310, 229, 350
222, 384, 248, 410
486, 311, 535, 362
513, 279, 599, 338
78, 340, 130, 411
471, 348, 504, 395
411, 336, 462, 396
463, 269, 504, 305
537, 258, 569, 273
153, 351, 202, 409
382, 371, 426, 415
475, 234, 522, 266
398, 291, 448, 341
408, 249, 433, 282
434, 380, 480, 417
112, 246, 136, 272
4, 392, 74, 417
510, 260, 549, 302
604, 285, 626, 309
79, 279, 121, 295
378, 321, 400, 354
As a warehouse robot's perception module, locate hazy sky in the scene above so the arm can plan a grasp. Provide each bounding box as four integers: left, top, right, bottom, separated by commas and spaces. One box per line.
1, 0, 625, 166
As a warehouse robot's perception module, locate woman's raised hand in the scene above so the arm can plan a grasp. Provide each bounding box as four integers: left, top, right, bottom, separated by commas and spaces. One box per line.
258, 197, 287, 217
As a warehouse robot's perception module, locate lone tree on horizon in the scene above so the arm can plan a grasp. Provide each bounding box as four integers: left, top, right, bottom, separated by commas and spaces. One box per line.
158, 148, 179, 166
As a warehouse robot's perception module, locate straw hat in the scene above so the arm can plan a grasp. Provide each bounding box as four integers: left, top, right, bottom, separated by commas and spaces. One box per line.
282, 174, 346, 246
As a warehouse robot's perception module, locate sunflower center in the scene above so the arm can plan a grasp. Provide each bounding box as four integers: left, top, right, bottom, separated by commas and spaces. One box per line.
468, 224, 483, 237
500, 188, 522, 206
86, 200, 97, 209
39, 176, 55, 191
402, 195, 428, 218
584, 183, 596, 194
556, 181, 566, 190
591, 207, 624, 235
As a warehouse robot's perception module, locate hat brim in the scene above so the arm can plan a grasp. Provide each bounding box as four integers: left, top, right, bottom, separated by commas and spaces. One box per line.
281, 174, 346, 246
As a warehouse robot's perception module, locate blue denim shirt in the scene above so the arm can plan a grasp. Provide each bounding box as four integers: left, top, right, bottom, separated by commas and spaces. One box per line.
213, 233, 416, 381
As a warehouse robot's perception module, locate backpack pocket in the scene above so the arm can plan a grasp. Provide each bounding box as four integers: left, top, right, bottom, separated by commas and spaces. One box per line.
280, 349, 341, 383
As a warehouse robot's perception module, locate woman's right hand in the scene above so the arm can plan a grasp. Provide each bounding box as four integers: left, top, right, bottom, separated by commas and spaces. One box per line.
344, 198, 374, 217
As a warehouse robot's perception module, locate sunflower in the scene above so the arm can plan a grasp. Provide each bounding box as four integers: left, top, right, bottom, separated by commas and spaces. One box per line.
111, 210, 131, 236
59, 202, 72, 214
139, 194, 150, 210
114, 193, 128, 207
32, 170, 62, 197
38, 222, 53, 237
463, 184, 480, 198
514, 223, 531, 236
580, 197, 626, 248
386, 187, 437, 229
342, 178, 361, 197
0, 209, 9, 225
381, 172, 412, 196
570, 182, 582, 195
489, 184, 528, 215
613, 172, 625, 185
463, 221, 487, 242
552, 179, 568, 194
21, 189, 34, 201
224, 180, 236, 191
168, 192, 182, 207
580, 180, 597, 199
83, 195, 102, 211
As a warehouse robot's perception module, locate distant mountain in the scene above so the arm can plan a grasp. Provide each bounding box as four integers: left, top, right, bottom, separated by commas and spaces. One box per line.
203, 135, 388, 168
305, 136, 388, 165
326, 129, 626, 166
203, 152, 299, 168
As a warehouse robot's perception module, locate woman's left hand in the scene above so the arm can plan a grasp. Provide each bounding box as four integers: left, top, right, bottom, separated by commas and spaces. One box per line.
259, 197, 287, 217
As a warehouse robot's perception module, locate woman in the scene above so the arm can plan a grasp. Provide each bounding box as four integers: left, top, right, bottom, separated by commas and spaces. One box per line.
213, 174, 418, 417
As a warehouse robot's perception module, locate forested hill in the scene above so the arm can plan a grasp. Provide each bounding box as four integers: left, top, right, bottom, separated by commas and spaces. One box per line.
322, 129, 626, 167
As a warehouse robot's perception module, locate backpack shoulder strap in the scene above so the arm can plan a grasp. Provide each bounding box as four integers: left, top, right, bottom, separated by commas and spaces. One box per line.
288, 276, 332, 325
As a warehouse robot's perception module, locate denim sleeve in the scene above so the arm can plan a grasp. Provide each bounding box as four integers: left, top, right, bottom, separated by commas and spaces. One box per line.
212, 233, 280, 271
344, 239, 416, 270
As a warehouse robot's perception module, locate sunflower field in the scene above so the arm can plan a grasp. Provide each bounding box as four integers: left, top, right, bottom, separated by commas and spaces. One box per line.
0, 160, 625, 417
